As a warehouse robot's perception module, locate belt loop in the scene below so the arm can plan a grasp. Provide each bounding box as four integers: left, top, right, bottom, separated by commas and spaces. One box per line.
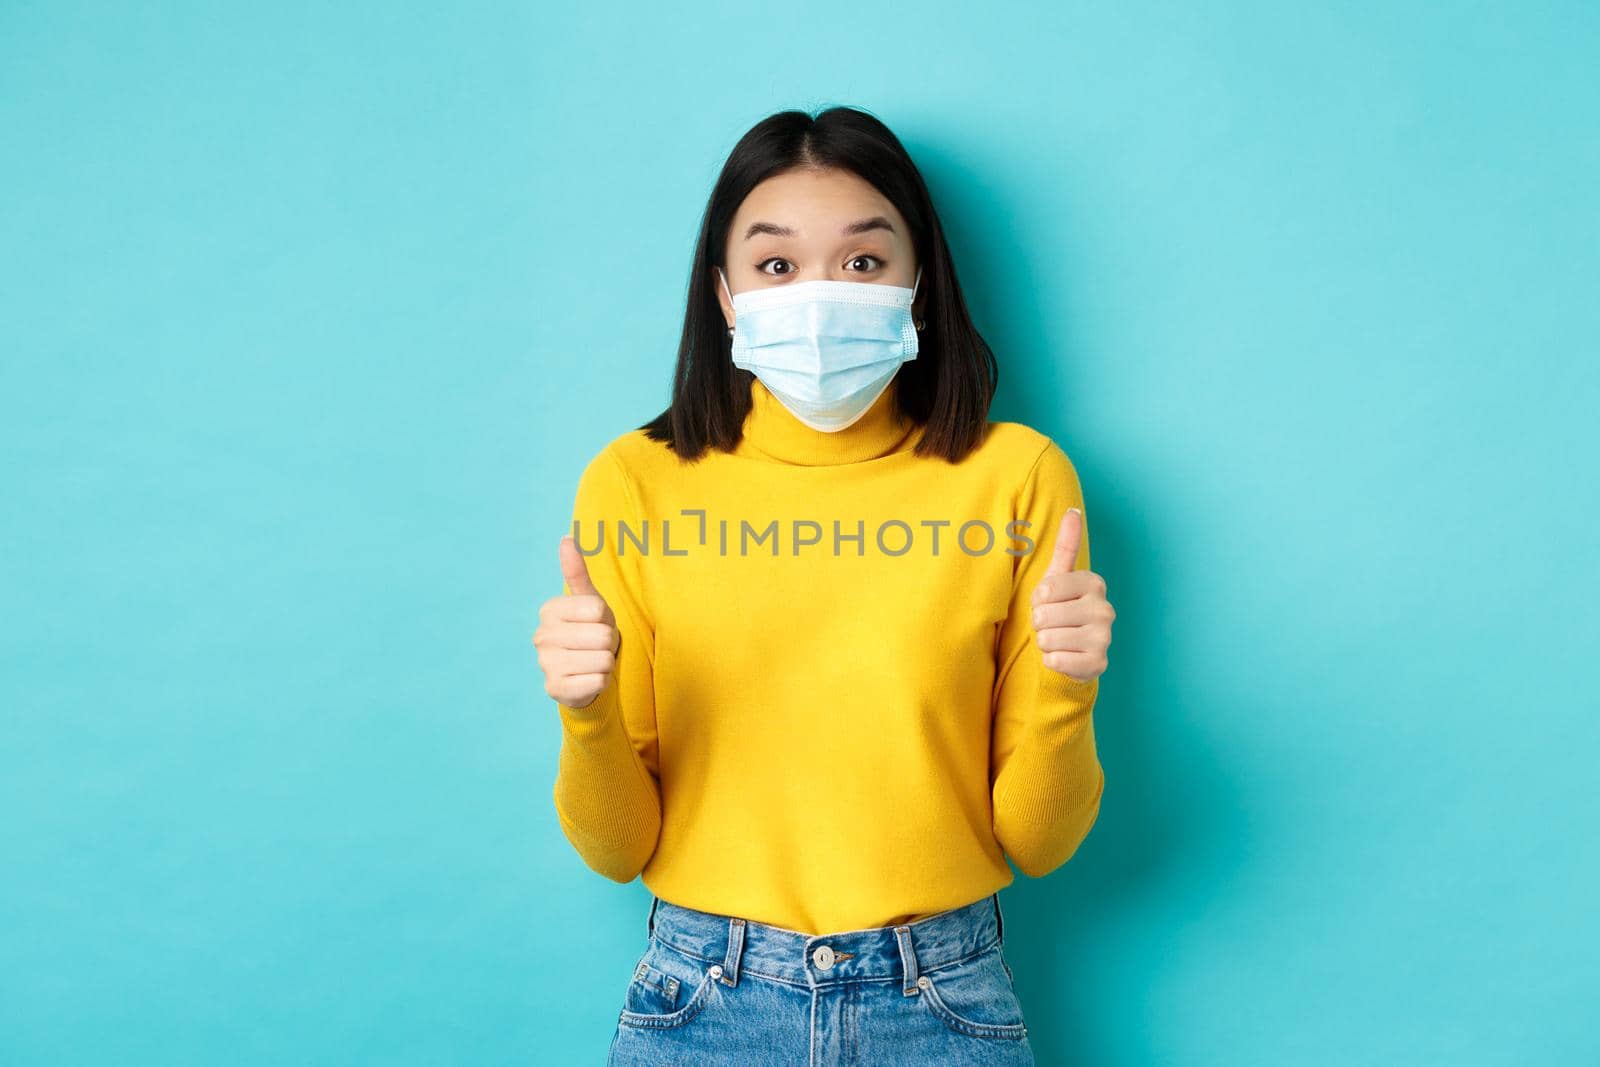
993, 892, 1005, 945
647, 896, 660, 939
720, 917, 746, 986
894, 925, 920, 996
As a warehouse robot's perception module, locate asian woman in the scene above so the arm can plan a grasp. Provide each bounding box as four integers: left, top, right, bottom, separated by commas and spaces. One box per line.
534, 104, 1115, 1066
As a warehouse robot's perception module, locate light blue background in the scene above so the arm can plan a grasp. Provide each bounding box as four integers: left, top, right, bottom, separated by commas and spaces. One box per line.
2, 3, 1595, 1064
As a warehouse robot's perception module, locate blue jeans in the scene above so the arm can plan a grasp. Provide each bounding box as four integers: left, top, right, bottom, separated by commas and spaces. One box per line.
606, 892, 1035, 1066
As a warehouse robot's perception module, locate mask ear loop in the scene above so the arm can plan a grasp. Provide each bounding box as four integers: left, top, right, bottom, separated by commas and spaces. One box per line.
911, 265, 925, 331
719, 267, 736, 339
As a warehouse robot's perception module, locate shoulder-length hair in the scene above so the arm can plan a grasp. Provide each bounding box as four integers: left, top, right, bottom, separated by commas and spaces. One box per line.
640, 106, 998, 464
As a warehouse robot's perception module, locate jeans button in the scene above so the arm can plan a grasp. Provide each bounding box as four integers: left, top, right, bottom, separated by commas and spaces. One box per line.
812, 945, 835, 970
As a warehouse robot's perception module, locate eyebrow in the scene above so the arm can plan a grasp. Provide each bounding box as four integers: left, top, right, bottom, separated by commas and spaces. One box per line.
742, 215, 897, 241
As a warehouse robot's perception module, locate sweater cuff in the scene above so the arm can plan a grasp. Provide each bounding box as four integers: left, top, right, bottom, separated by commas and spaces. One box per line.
557, 679, 621, 741
1040, 665, 1099, 704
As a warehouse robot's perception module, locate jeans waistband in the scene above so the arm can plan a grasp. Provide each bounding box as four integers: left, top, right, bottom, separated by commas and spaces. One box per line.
645, 893, 1007, 992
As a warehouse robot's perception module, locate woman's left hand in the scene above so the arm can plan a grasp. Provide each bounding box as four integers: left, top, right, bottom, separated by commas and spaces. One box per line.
1030, 508, 1115, 683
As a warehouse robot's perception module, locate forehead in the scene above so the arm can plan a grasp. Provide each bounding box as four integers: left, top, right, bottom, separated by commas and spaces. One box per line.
731, 167, 906, 239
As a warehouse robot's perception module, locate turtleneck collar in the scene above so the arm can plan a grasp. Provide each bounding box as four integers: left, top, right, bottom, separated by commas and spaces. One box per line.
731, 374, 924, 466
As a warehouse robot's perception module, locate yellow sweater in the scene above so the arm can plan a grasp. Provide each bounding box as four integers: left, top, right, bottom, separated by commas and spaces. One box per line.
552, 375, 1105, 936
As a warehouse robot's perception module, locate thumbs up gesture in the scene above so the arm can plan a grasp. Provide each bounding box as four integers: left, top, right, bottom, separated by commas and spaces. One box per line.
533, 535, 622, 709
1030, 508, 1115, 683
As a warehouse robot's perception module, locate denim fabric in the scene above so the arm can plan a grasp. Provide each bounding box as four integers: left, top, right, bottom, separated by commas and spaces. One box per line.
606, 892, 1035, 1066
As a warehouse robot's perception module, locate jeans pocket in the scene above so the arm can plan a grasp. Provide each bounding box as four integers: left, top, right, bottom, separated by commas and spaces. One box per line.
617, 939, 720, 1031
624, 953, 682, 1017
915, 945, 1029, 1041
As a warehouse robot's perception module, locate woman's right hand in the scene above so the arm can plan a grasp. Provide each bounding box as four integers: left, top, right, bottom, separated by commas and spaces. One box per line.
534, 535, 620, 710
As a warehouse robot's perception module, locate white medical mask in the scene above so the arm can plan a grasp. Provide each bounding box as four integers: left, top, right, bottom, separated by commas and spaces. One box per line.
719, 266, 922, 432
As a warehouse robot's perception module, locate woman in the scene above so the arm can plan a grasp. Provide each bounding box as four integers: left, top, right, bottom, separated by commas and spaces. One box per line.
534, 106, 1115, 1066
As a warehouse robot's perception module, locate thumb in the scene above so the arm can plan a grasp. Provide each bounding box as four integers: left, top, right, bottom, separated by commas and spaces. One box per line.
559, 534, 599, 597
1044, 508, 1083, 578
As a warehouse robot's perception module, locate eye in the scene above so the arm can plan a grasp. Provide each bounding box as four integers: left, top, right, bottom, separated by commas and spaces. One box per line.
846, 254, 884, 272
756, 257, 795, 276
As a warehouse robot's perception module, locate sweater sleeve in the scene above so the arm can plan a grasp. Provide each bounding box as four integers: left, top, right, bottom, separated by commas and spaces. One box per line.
989, 438, 1107, 878
550, 446, 663, 883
